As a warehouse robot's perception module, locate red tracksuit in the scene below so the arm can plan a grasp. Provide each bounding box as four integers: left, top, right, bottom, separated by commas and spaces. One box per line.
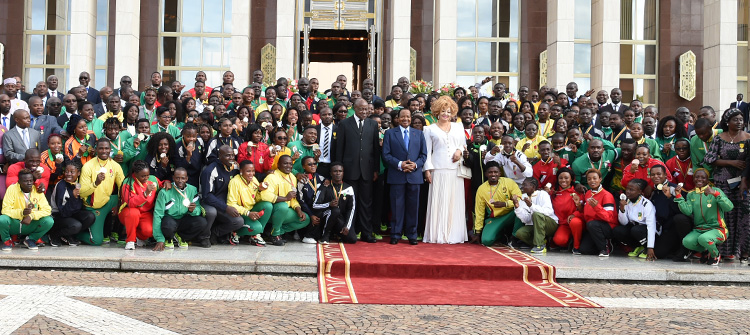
551, 187, 584, 249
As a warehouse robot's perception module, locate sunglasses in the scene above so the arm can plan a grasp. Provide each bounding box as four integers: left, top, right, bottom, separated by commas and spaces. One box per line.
276, 136, 288, 140
79, 77, 89, 80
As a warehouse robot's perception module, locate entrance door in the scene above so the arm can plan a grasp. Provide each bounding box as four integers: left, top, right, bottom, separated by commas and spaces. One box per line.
300, 0, 379, 90
301, 29, 369, 91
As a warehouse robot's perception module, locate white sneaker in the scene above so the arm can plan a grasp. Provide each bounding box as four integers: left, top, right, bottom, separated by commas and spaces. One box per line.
252, 235, 266, 246
125, 242, 135, 250
302, 237, 317, 244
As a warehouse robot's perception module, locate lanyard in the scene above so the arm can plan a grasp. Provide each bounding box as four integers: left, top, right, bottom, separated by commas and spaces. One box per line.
332, 183, 343, 198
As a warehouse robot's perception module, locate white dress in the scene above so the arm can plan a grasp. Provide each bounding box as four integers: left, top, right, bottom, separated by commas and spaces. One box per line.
422, 122, 468, 244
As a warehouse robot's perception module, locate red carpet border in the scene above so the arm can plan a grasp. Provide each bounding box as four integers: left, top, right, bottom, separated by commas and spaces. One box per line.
317, 242, 600, 307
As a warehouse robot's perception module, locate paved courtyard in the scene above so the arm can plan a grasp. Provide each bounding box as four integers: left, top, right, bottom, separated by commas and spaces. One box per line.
2, 270, 750, 334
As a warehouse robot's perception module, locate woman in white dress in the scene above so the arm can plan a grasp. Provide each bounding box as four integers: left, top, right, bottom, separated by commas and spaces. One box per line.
423, 96, 468, 244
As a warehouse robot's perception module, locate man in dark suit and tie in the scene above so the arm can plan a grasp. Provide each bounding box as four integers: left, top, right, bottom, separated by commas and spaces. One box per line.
78, 72, 101, 105
598, 88, 628, 115
2, 109, 40, 164
315, 107, 336, 179
731, 94, 749, 126
335, 98, 381, 243
57, 94, 78, 128
46, 75, 64, 100
382, 109, 427, 245
27, 97, 62, 151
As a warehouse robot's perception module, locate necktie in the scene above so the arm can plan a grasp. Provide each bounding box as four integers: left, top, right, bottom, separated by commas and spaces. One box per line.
358, 119, 363, 131
322, 126, 330, 159
403, 128, 410, 149
2, 116, 6, 128
30, 117, 35, 129
23, 129, 29, 148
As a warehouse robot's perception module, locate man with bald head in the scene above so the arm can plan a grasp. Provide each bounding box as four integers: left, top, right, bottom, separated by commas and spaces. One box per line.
599, 88, 627, 114
2, 109, 40, 164
78, 71, 101, 104
27, 96, 62, 151
57, 94, 78, 127
45, 96, 62, 117
30, 81, 48, 105
94, 86, 114, 117
46, 75, 63, 100
335, 98, 381, 243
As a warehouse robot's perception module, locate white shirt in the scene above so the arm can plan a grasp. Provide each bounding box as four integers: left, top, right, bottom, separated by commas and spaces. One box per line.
514, 191, 558, 225
9, 98, 28, 115
484, 149, 533, 186
48, 89, 58, 97
618, 195, 659, 248
319, 124, 333, 163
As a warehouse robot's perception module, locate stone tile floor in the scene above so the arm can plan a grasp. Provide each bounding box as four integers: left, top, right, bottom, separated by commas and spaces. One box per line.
1, 241, 749, 283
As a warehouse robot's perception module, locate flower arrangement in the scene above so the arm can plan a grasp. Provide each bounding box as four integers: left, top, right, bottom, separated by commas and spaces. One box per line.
438, 82, 459, 97
288, 79, 299, 94
409, 80, 433, 94
504, 92, 517, 102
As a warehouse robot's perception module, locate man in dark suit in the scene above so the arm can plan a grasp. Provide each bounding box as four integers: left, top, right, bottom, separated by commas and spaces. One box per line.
598, 88, 628, 115
27, 96, 62, 151
78, 72, 101, 105
57, 94, 78, 128
382, 109, 427, 245
675, 107, 694, 136
46, 75, 64, 100
730, 94, 749, 125
334, 98, 381, 243
315, 107, 336, 179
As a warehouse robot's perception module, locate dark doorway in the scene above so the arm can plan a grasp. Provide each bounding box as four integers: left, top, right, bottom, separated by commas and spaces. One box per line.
301, 29, 370, 91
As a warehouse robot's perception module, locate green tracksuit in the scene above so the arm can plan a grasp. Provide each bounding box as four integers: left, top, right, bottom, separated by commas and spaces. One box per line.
674, 187, 733, 258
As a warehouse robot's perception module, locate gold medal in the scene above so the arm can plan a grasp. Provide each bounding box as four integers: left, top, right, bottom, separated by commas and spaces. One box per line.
117, 150, 123, 156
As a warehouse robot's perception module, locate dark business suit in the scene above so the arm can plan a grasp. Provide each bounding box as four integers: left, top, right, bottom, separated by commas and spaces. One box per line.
57, 113, 72, 128
382, 126, 427, 240
47, 91, 64, 100
30, 114, 62, 151
17, 91, 32, 103
731, 101, 749, 125
85, 87, 101, 105
315, 123, 337, 179
598, 103, 628, 115
93, 102, 107, 118
334, 115, 381, 240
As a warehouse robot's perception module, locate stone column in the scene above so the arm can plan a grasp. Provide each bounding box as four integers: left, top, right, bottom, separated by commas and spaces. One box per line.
386, 0, 411, 86
591, 0, 621, 93
275, 0, 296, 80
546, 0, 575, 92
231, 0, 251, 87
68, 0, 96, 89
703, 0, 738, 111
433, 0, 457, 86
114, 0, 140, 87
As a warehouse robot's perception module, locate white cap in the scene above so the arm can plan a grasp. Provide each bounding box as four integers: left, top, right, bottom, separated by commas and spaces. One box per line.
3, 78, 17, 85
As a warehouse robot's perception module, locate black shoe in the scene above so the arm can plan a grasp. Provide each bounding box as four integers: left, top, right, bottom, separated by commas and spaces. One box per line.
360, 235, 377, 243
700, 253, 709, 264
673, 247, 692, 262
390, 238, 399, 245
271, 235, 285, 246
409, 239, 418, 245
199, 238, 212, 248
62, 236, 80, 246
48, 235, 62, 247
209, 234, 218, 245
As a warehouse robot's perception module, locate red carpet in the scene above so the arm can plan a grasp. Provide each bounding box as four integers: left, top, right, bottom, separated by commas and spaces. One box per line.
318, 242, 599, 307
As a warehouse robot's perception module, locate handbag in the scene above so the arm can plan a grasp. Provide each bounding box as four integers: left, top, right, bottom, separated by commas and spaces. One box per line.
458, 157, 472, 179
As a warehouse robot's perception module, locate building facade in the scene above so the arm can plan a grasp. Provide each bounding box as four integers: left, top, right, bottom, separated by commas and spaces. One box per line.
0, 0, 748, 114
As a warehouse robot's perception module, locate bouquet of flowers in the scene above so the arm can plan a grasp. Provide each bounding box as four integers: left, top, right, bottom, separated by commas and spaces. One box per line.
438, 82, 459, 97
504, 92, 517, 102
288, 79, 299, 94
409, 80, 433, 94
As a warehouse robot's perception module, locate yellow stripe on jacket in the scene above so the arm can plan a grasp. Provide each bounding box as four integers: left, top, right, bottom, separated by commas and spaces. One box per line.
473, 178, 522, 232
